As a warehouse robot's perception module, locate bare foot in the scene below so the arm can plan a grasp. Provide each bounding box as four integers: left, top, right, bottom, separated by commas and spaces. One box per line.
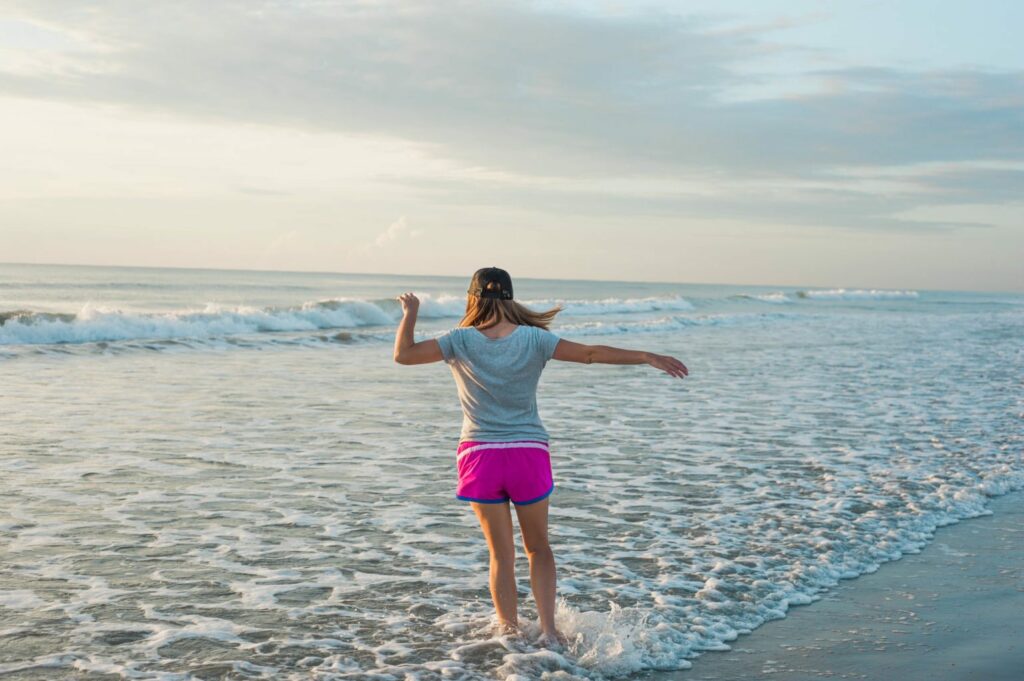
495, 619, 520, 637
536, 629, 569, 650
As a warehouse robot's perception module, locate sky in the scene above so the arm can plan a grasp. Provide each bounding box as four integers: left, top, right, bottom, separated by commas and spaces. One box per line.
0, 0, 1021, 291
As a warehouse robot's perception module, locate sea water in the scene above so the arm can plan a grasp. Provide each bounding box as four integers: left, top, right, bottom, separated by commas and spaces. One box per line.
1, 263, 1021, 680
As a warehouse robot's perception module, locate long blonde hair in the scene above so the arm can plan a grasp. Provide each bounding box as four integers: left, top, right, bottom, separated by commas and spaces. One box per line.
459, 281, 562, 330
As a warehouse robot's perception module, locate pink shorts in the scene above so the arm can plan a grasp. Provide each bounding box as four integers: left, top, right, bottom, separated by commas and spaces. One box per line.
456, 440, 554, 506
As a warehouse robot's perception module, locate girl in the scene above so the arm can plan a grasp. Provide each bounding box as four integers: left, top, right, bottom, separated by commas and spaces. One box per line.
393, 267, 688, 648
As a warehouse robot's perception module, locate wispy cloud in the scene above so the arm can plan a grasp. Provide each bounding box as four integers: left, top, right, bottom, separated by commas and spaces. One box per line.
374, 216, 421, 246
0, 0, 1021, 234
358, 216, 423, 255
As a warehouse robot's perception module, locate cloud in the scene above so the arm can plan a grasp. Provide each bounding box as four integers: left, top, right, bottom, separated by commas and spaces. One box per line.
1, 1, 1021, 231
360, 216, 422, 254
383, 161, 1016, 232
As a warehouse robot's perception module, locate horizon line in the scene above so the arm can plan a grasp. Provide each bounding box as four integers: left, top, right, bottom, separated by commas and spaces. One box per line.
0, 260, 1020, 296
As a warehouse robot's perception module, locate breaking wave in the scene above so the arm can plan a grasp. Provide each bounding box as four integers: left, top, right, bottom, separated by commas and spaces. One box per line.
0, 295, 697, 346
0, 300, 394, 346
796, 289, 919, 300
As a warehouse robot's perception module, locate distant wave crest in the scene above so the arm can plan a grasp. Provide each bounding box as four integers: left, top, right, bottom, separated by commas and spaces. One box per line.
557, 311, 800, 336
732, 292, 793, 304
733, 289, 920, 304
529, 295, 695, 315
0, 294, 697, 346
0, 300, 395, 345
796, 288, 919, 300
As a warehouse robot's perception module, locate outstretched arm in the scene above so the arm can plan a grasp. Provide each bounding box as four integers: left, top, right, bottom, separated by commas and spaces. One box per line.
393, 292, 444, 365
551, 338, 688, 379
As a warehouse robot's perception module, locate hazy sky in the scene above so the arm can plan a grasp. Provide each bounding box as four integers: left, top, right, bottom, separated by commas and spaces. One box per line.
1, 1, 1021, 291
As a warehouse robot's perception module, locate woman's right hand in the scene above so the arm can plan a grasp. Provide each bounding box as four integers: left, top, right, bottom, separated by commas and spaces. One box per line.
647, 353, 688, 379
397, 292, 420, 316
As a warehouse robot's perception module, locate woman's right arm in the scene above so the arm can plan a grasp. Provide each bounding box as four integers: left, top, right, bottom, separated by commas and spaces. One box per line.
551, 339, 688, 379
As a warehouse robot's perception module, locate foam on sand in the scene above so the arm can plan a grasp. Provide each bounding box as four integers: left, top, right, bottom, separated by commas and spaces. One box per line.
646, 490, 1024, 680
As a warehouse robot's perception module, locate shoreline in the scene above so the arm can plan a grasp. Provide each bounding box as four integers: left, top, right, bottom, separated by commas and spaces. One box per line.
641, 489, 1024, 680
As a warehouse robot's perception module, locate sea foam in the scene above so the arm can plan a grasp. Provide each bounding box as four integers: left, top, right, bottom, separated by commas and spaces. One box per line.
797, 288, 919, 300
0, 294, 697, 346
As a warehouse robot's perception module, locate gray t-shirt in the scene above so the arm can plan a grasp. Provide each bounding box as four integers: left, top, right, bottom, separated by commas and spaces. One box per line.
436, 324, 561, 443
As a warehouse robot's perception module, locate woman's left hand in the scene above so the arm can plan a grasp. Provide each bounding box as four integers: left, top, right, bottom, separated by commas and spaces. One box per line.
397, 292, 420, 315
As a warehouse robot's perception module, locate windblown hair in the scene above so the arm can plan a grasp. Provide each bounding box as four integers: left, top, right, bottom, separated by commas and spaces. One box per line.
459, 281, 562, 330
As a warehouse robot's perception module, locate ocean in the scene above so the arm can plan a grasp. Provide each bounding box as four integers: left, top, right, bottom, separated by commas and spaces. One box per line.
1, 262, 1021, 680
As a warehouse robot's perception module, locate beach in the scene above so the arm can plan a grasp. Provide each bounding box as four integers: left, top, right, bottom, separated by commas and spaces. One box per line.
647, 489, 1024, 680
3, 0, 1022, 678
1, 264, 1022, 679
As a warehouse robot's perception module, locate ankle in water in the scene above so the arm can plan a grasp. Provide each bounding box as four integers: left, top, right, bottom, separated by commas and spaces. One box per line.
495, 619, 520, 636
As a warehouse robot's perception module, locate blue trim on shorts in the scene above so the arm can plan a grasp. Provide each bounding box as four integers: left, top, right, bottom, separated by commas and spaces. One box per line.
456, 494, 509, 504
511, 484, 554, 506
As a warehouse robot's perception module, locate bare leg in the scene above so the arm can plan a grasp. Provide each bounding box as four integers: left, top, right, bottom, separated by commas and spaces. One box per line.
471, 500, 518, 634
514, 498, 565, 643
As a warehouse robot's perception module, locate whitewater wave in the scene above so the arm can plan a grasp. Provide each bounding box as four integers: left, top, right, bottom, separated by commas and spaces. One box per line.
0, 300, 396, 346
797, 289, 919, 300
555, 312, 801, 336
0, 294, 700, 346
734, 289, 920, 304
528, 295, 695, 315
732, 292, 793, 304
393, 294, 696, 318
0, 307, 798, 356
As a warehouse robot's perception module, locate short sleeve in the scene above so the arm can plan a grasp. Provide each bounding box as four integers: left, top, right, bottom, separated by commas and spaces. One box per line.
436, 328, 457, 363
536, 326, 561, 361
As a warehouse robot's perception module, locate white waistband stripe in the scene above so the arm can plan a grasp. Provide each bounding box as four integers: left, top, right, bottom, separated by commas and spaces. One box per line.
457, 442, 549, 461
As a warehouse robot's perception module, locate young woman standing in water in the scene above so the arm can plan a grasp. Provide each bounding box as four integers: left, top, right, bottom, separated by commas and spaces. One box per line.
393, 267, 688, 647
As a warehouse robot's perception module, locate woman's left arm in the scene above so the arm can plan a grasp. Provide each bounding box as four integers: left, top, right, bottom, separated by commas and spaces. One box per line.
393, 292, 444, 365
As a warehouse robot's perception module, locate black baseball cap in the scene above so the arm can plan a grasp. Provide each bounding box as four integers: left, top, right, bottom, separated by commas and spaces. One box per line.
468, 267, 514, 300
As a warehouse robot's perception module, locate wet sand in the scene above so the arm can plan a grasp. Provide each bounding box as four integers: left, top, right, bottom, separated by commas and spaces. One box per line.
645, 490, 1024, 680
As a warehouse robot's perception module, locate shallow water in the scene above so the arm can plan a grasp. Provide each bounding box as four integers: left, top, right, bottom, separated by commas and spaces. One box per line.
1, 264, 1022, 679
